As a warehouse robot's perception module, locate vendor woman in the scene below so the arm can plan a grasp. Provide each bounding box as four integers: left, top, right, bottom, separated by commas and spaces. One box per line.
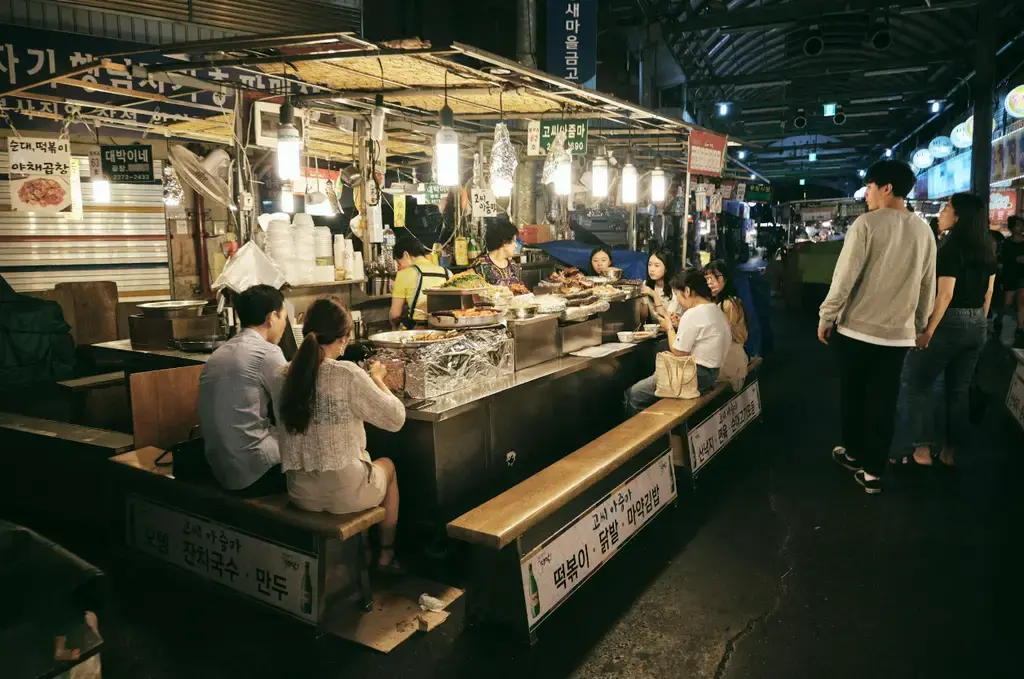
390, 237, 451, 329
474, 218, 524, 287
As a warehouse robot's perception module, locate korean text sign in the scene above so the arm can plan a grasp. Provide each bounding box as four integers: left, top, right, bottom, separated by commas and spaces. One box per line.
100, 145, 154, 183
687, 381, 761, 474
688, 130, 728, 177
8, 136, 72, 213
127, 495, 318, 623
520, 451, 676, 628
539, 119, 589, 155
547, 0, 597, 89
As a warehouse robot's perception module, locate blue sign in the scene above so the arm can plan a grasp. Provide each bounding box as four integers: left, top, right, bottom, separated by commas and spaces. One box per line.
547, 0, 597, 89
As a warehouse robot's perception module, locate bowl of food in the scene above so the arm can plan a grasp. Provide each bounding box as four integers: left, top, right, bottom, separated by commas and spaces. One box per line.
617, 331, 635, 343
632, 330, 654, 341
643, 323, 660, 334
508, 304, 540, 320
604, 267, 624, 282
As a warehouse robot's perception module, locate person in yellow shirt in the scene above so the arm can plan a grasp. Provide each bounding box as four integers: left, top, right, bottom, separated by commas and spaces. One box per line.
390, 238, 451, 328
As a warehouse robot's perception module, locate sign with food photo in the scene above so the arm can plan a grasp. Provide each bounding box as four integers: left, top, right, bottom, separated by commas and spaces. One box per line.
8, 136, 72, 213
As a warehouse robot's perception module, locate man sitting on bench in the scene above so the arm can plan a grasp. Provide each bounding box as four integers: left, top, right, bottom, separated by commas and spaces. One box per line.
198, 285, 288, 496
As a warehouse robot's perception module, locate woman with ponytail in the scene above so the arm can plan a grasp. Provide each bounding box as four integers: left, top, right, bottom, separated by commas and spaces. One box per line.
274, 296, 406, 571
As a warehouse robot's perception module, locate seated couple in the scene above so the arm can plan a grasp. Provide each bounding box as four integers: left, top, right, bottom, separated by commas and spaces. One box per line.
198, 285, 403, 570
626, 266, 749, 414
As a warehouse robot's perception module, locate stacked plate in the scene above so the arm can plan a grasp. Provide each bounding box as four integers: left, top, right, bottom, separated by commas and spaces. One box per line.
314, 226, 333, 266
292, 222, 316, 285
265, 219, 296, 283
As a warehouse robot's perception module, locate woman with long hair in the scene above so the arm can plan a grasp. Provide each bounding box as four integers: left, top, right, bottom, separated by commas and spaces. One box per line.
642, 249, 680, 324
704, 259, 749, 348
903, 193, 997, 469
589, 246, 614, 277
274, 297, 405, 571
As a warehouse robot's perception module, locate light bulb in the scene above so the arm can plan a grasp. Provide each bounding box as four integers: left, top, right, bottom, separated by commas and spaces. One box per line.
809, 152, 817, 162
492, 177, 513, 198
436, 127, 460, 186
650, 166, 666, 203
885, 148, 893, 157
719, 103, 729, 116
621, 162, 638, 204
280, 184, 294, 213
799, 178, 806, 186
738, 150, 746, 160
554, 157, 571, 196
92, 178, 110, 204
277, 123, 301, 181
370, 94, 386, 142
750, 173, 756, 180
591, 156, 608, 198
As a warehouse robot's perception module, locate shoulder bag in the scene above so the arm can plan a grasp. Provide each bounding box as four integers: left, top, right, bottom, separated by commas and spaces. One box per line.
654, 352, 700, 400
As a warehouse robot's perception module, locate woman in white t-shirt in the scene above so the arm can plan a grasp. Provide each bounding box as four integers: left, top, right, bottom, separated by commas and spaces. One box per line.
626, 268, 731, 413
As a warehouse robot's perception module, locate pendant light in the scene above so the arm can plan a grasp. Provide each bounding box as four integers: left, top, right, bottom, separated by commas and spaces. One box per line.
650, 156, 666, 203
435, 71, 460, 186
489, 90, 517, 198
591, 152, 608, 198
370, 94, 386, 142
280, 181, 294, 213
621, 152, 638, 204
277, 99, 301, 181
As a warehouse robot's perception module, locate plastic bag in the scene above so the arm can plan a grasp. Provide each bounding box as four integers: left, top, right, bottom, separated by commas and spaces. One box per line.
211, 241, 287, 293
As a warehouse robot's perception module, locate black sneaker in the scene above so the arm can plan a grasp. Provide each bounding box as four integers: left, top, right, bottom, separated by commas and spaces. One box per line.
832, 446, 861, 471
855, 470, 883, 494
1015, 329, 1024, 349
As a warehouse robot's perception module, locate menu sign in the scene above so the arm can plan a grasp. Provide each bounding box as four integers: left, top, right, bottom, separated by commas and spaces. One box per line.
687, 381, 761, 475
688, 130, 727, 177
520, 451, 676, 628
470, 187, 498, 218
990, 189, 1017, 226
527, 120, 543, 157
7, 136, 71, 213
100, 144, 154, 183
539, 119, 588, 154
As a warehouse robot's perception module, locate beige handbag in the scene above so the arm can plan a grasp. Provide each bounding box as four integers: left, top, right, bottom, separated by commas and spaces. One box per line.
654, 352, 700, 400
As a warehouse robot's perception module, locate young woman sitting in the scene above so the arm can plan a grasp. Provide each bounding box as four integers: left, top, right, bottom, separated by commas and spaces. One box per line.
642, 249, 680, 324
589, 246, 614, 277
625, 268, 732, 414
273, 296, 405, 572
705, 259, 751, 389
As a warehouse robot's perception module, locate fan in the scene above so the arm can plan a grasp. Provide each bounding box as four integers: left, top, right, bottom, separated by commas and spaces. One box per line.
168, 145, 233, 207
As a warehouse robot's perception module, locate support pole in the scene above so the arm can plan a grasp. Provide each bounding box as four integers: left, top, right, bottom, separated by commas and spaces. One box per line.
971, 0, 996, 208
681, 170, 692, 267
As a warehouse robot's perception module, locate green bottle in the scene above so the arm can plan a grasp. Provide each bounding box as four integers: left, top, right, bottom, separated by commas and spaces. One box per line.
301, 562, 313, 615
528, 563, 540, 617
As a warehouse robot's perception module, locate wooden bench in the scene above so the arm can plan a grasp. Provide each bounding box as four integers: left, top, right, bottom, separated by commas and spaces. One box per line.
0, 412, 134, 458
110, 446, 385, 630
447, 359, 762, 642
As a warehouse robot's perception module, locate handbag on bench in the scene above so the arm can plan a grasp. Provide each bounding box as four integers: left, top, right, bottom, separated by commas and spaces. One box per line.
654, 352, 700, 400
154, 425, 214, 483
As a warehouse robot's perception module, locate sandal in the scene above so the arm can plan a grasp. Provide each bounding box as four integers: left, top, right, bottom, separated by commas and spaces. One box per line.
897, 454, 933, 469
376, 545, 407, 576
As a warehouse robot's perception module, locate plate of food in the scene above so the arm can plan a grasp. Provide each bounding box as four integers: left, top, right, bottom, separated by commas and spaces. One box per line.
14, 176, 70, 211
368, 329, 461, 348
428, 270, 490, 295
428, 308, 505, 328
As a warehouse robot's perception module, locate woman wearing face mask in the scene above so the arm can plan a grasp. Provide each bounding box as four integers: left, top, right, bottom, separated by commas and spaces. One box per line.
273, 297, 405, 572
642, 249, 681, 325
589, 246, 614, 277
625, 268, 732, 414
902, 193, 997, 470
474, 218, 523, 287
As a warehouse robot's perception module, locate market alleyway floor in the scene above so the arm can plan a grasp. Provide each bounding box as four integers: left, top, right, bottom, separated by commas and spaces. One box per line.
15, 303, 1023, 679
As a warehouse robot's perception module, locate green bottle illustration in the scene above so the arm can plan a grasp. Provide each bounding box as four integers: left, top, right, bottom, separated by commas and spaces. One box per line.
301, 562, 313, 615
528, 564, 540, 618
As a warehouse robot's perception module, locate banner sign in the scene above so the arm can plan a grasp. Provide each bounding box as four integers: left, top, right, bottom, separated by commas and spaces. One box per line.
539, 119, 588, 155
520, 451, 676, 628
688, 130, 727, 177
100, 144, 154, 183
547, 0, 597, 89
8, 136, 72, 213
745, 182, 772, 202
992, 127, 1024, 183
735, 182, 747, 202
687, 381, 761, 475
990, 189, 1017, 226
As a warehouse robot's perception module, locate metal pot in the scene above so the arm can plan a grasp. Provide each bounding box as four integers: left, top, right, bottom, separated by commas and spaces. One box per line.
173, 335, 225, 353
138, 300, 208, 318
604, 267, 624, 282
508, 304, 539, 319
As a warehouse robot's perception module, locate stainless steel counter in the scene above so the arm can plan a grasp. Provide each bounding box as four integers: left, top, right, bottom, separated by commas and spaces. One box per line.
88, 339, 212, 368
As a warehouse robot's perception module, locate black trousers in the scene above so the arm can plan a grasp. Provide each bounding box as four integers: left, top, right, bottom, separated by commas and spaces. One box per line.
837, 333, 908, 477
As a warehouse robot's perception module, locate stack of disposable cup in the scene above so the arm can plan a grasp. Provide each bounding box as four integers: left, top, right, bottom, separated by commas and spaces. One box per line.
265, 219, 296, 283
291, 214, 316, 285
334, 234, 348, 279
313, 226, 334, 282
352, 251, 365, 282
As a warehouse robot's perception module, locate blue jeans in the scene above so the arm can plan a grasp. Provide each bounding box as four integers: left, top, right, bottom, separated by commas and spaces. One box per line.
906, 308, 987, 450
625, 365, 719, 415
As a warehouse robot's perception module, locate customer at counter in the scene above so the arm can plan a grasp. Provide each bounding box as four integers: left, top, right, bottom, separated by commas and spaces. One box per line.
474, 218, 523, 287
198, 284, 288, 495
274, 297, 405, 572
705, 260, 749, 347
626, 269, 731, 414
642, 249, 681, 325
390, 238, 451, 329
590, 246, 614, 277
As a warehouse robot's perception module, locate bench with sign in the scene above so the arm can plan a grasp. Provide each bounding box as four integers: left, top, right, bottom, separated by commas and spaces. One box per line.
110, 446, 384, 631
446, 360, 761, 642
1007, 350, 1024, 436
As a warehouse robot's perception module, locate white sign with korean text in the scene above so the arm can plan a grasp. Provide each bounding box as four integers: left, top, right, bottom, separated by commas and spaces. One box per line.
736, 182, 746, 202
520, 451, 676, 628
127, 495, 318, 623
687, 381, 761, 475
1006, 371, 1024, 433
8, 136, 72, 213
471, 187, 499, 219
527, 120, 542, 156
709, 191, 723, 214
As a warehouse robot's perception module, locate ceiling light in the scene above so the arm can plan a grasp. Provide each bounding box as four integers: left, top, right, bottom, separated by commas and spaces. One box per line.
719, 103, 730, 116
280, 182, 295, 213
823, 103, 837, 117
930, 100, 941, 114
370, 94, 386, 142
799, 178, 806, 186
849, 94, 904, 105
650, 157, 667, 203
809, 152, 817, 162
554, 154, 572, 196
621, 153, 638, 204
276, 100, 301, 181
750, 173, 756, 180
488, 67, 512, 75
435, 104, 460, 186
738, 150, 746, 160
591, 155, 609, 198
91, 178, 110, 204
741, 106, 789, 114
871, 26, 892, 51
858, 169, 867, 178
863, 66, 929, 77
885, 148, 893, 157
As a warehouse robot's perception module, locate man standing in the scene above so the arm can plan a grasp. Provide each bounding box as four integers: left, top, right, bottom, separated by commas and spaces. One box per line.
199, 284, 289, 495
818, 160, 936, 494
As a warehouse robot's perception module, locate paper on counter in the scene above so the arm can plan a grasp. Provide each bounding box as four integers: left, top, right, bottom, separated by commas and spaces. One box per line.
571, 343, 633, 358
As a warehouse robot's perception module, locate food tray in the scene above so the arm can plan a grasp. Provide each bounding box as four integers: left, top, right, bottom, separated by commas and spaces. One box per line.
428, 311, 504, 328
368, 329, 460, 348
565, 294, 598, 307
424, 287, 491, 296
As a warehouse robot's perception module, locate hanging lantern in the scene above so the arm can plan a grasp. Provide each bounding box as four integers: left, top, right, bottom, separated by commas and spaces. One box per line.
621, 152, 638, 204
277, 101, 301, 181
162, 165, 183, 207
554, 154, 572, 196
650, 157, 666, 203
489, 122, 517, 198
591, 155, 608, 198
542, 129, 568, 184
435, 104, 460, 186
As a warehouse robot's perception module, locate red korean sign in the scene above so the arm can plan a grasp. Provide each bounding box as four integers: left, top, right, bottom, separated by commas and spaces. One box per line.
990, 189, 1017, 226
688, 130, 727, 177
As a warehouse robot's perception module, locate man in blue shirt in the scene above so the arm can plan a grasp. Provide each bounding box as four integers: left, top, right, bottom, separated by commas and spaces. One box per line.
199, 285, 288, 495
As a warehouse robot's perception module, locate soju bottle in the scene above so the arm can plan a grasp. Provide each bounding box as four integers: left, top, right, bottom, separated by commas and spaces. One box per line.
301, 562, 313, 615
528, 563, 540, 617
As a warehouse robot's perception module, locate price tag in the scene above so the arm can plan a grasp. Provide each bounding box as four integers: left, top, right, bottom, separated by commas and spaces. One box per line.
527, 120, 542, 156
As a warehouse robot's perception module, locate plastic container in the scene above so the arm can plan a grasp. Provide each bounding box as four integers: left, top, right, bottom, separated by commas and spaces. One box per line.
617, 331, 634, 343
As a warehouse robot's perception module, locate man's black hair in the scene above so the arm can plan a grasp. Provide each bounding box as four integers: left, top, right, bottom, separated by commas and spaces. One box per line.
235, 284, 285, 328
864, 160, 917, 198
484, 217, 520, 253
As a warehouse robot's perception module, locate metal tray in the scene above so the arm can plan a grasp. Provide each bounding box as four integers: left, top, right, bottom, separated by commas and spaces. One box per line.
428, 311, 504, 328
368, 329, 461, 348
138, 300, 208, 318
423, 287, 491, 296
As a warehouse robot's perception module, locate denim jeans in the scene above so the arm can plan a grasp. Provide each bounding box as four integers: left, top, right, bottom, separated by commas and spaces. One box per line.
906, 308, 987, 450
625, 365, 719, 415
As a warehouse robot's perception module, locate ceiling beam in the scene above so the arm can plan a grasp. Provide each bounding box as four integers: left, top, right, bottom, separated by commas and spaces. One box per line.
685, 58, 953, 87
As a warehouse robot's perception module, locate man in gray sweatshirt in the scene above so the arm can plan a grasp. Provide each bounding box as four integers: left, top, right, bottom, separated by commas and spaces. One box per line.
818, 160, 936, 494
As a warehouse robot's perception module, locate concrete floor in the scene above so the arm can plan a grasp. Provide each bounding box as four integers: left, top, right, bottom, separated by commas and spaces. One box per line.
14, 305, 1024, 679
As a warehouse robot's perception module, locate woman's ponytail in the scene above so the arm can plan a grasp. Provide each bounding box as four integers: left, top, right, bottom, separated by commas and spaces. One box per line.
279, 332, 323, 434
